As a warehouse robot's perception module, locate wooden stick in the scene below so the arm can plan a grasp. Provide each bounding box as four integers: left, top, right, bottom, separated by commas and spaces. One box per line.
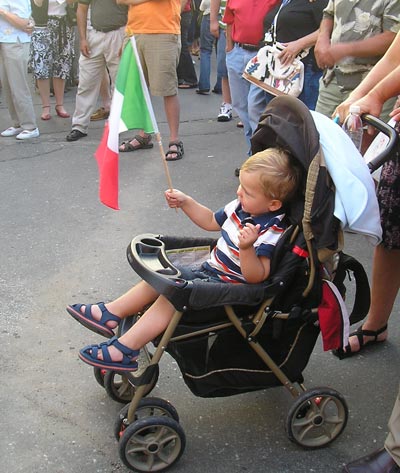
155, 132, 173, 191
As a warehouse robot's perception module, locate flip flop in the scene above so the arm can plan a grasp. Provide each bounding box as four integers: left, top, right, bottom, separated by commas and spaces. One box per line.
79, 336, 140, 372
165, 140, 184, 161
119, 134, 153, 152
66, 302, 120, 338
178, 82, 197, 89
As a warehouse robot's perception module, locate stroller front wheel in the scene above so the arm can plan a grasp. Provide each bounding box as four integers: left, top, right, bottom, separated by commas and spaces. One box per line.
119, 416, 186, 472
285, 387, 348, 448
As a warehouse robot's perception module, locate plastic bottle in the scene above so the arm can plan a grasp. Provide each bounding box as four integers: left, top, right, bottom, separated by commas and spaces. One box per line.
342, 104, 363, 152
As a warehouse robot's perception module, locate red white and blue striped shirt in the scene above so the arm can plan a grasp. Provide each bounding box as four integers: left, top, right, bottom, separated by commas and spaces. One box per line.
204, 199, 287, 283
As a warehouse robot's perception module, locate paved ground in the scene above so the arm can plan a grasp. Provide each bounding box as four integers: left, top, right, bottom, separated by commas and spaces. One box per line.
1, 69, 399, 473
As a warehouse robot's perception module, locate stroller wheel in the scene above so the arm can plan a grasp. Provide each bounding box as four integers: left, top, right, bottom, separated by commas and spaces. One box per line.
114, 397, 180, 441
285, 387, 348, 448
93, 367, 107, 387
119, 416, 186, 472
104, 371, 137, 403
104, 350, 160, 403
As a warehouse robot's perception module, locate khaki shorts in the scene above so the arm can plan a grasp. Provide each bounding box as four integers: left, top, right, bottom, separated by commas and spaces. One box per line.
133, 33, 181, 97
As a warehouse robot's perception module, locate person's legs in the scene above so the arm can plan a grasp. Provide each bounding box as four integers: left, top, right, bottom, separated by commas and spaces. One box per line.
0, 42, 37, 130
53, 77, 69, 117
385, 386, 400, 466
197, 14, 214, 92
70, 280, 160, 330
226, 45, 254, 153
346, 245, 400, 352
177, 10, 197, 86
297, 63, 322, 111
248, 85, 273, 133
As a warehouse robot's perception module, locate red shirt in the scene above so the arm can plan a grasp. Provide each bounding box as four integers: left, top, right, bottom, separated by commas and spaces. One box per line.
223, 0, 280, 45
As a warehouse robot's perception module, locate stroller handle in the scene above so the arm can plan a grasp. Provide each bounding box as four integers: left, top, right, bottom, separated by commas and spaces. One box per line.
362, 114, 398, 172
126, 234, 191, 306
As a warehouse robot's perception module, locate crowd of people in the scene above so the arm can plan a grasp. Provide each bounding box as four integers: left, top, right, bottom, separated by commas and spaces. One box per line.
2, 1, 400, 471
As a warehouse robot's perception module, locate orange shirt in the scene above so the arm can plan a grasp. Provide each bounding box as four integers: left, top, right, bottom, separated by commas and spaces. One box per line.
126, 0, 181, 35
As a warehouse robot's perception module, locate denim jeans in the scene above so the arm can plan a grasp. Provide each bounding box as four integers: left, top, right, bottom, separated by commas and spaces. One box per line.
226, 44, 255, 153
248, 62, 323, 134
216, 27, 228, 79
198, 14, 221, 92
177, 10, 198, 85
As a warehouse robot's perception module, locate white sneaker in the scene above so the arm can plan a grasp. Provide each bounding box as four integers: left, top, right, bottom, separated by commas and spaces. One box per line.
1, 126, 23, 137
16, 128, 40, 140
217, 103, 232, 122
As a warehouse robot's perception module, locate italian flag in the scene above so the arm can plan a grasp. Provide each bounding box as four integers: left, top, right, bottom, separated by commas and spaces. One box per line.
95, 37, 159, 210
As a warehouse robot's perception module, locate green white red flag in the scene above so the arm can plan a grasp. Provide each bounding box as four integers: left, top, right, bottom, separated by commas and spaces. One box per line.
95, 37, 159, 210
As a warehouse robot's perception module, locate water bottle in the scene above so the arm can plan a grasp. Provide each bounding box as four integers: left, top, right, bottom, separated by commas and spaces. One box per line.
342, 104, 363, 152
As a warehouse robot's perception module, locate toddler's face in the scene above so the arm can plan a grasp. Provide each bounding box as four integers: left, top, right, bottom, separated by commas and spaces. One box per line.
236, 170, 280, 216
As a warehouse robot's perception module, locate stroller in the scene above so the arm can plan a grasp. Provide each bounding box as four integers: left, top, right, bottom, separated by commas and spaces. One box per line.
94, 96, 398, 472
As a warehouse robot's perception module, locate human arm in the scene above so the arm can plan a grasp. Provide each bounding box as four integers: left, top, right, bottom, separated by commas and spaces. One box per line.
210, 0, 221, 38
279, 30, 319, 66
225, 23, 234, 52
165, 190, 221, 231
76, 3, 90, 57
334, 32, 400, 123
0, 8, 33, 32
238, 223, 271, 283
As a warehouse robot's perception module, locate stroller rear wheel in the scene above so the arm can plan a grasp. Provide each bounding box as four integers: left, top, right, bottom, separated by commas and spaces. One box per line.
285, 387, 348, 448
93, 367, 106, 387
119, 416, 186, 472
114, 397, 180, 441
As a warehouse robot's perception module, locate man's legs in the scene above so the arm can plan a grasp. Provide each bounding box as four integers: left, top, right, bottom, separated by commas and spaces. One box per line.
197, 14, 214, 92
226, 45, 254, 153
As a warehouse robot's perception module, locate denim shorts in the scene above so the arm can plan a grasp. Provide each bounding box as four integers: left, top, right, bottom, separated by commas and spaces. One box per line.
176, 263, 222, 283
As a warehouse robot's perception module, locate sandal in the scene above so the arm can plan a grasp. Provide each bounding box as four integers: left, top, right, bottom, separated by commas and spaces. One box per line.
55, 104, 70, 118
332, 324, 388, 359
66, 302, 120, 338
165, 140, 184, 161
79, 336, 140, 372
119, 134, 153, 152
41, 105, 51, 121
178, 82, 197, 89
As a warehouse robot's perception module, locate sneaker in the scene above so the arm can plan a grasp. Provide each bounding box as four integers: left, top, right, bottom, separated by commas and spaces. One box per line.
66, 129, 87, 142
217, 103, 232, 122
90, 107, 110, 121
1, 126, 23, 137
15, 128, 40, 140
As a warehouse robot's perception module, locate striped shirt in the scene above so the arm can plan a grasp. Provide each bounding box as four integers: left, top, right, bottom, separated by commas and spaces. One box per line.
219, 0, 227, 29
204, 199, 286, 283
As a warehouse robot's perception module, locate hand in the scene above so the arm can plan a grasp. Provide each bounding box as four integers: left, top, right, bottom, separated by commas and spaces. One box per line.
165, 189, 189, 209
238, 223, 260, 250
210, 19, 220, 38
390, 106, 400, 123
80, 39, 91, 57
278, 42, 301, 67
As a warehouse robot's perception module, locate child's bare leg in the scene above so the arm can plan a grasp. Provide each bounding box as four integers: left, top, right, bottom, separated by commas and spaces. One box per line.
93, 295, 175, 362
77, 280, 159, 329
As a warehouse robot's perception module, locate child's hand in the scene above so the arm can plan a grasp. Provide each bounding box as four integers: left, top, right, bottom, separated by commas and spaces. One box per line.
238, 223, 260, 250
165, 189, 188, 208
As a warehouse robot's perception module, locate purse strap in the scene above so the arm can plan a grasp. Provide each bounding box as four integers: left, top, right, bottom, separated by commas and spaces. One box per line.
271, 0, 309, 59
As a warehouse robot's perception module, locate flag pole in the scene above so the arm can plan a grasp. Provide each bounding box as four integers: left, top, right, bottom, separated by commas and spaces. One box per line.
155, 132, 174, 191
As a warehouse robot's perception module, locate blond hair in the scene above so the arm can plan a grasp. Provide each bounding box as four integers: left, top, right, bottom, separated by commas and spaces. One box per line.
240, 147, 301, 203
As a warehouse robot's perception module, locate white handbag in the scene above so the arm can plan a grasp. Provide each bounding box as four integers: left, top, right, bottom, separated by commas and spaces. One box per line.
243, 42, 307, 97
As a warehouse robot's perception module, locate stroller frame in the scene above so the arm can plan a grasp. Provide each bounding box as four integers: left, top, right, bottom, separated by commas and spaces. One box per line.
95, 97, 398, 472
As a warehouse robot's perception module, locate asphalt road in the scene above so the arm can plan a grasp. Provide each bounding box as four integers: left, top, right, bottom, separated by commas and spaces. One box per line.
1, 72, 399, 473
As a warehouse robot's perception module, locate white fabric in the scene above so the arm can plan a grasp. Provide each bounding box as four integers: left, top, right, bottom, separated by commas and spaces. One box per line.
310, 111, 382, 246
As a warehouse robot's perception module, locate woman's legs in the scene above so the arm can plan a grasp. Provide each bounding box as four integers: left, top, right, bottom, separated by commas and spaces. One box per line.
53, 77, 68, 115
37, 78, 51, 119
347, 245, 400, 352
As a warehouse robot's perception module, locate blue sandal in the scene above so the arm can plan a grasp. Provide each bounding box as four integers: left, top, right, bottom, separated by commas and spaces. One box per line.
79, 336, 139, 372
66, 302, 120, 338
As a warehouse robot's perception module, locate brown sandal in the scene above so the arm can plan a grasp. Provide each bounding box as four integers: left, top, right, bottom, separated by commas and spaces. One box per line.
165, 140, 184, 161
119, 134, 153, 152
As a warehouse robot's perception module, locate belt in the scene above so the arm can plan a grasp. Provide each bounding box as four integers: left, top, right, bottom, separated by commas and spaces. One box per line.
93, 25, 123, 33
235, 42, 260, 52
